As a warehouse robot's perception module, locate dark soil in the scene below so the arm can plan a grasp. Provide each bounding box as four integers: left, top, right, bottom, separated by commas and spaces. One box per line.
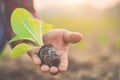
37, 44, 60, 67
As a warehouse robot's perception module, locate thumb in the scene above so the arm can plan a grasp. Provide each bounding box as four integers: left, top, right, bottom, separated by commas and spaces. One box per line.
63, 31, 83, 43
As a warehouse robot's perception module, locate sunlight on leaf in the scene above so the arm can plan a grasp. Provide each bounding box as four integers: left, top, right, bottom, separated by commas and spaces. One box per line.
10, 8, 54, 58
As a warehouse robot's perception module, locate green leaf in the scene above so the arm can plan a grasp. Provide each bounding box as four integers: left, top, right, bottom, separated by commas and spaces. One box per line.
11, 8, 40, 45
30, 19, 41, 40
30, 21, 53, 46
42, 22, 53, 35
9, 36, 36, 43
10, 43, 34, 58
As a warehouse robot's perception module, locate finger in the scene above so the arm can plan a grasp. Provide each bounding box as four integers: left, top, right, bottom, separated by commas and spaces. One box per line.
32, 54, 41, 65
40, 65, 49, 73
58, 54, 68, 72
50, 66, 59, 75
27, 47, 41, 65
27, 47, 40, 55
63, 31, 83, 43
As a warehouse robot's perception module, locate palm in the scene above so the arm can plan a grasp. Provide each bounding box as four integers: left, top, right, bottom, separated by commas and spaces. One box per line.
28, 29, 83, 75
43, 29, 82, 74
43, 29, 69, 72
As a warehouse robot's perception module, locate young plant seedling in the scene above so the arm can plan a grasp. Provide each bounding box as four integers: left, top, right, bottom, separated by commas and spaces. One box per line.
10, 8, 60, 67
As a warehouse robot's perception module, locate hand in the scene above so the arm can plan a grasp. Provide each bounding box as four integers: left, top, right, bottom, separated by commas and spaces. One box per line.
28, 29, 83, 75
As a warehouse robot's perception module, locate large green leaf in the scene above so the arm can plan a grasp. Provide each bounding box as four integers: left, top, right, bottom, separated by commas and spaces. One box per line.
10, 43, 34, 58
11, 8, 40, 45
10, 8, 53, 47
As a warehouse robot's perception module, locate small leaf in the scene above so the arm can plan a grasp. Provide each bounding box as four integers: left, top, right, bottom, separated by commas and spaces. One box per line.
42, 22, 53, 35
10, 43, 34, 58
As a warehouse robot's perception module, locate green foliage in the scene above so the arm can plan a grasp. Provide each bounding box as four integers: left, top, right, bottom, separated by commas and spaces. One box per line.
10, 43, 34, 58
11, 8, 41, 45
10, 8, 53, 58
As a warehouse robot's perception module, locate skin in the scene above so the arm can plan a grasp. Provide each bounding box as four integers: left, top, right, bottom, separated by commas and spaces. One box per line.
27, 29, 83, 75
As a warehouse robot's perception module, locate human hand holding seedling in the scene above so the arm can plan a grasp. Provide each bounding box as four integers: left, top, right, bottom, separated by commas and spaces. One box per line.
10, 8, 83, 75
28, 29, 83, 75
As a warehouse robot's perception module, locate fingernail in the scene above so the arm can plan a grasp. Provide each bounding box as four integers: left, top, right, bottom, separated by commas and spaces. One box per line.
50, 66, 59, 75
41, 65, 49, 73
